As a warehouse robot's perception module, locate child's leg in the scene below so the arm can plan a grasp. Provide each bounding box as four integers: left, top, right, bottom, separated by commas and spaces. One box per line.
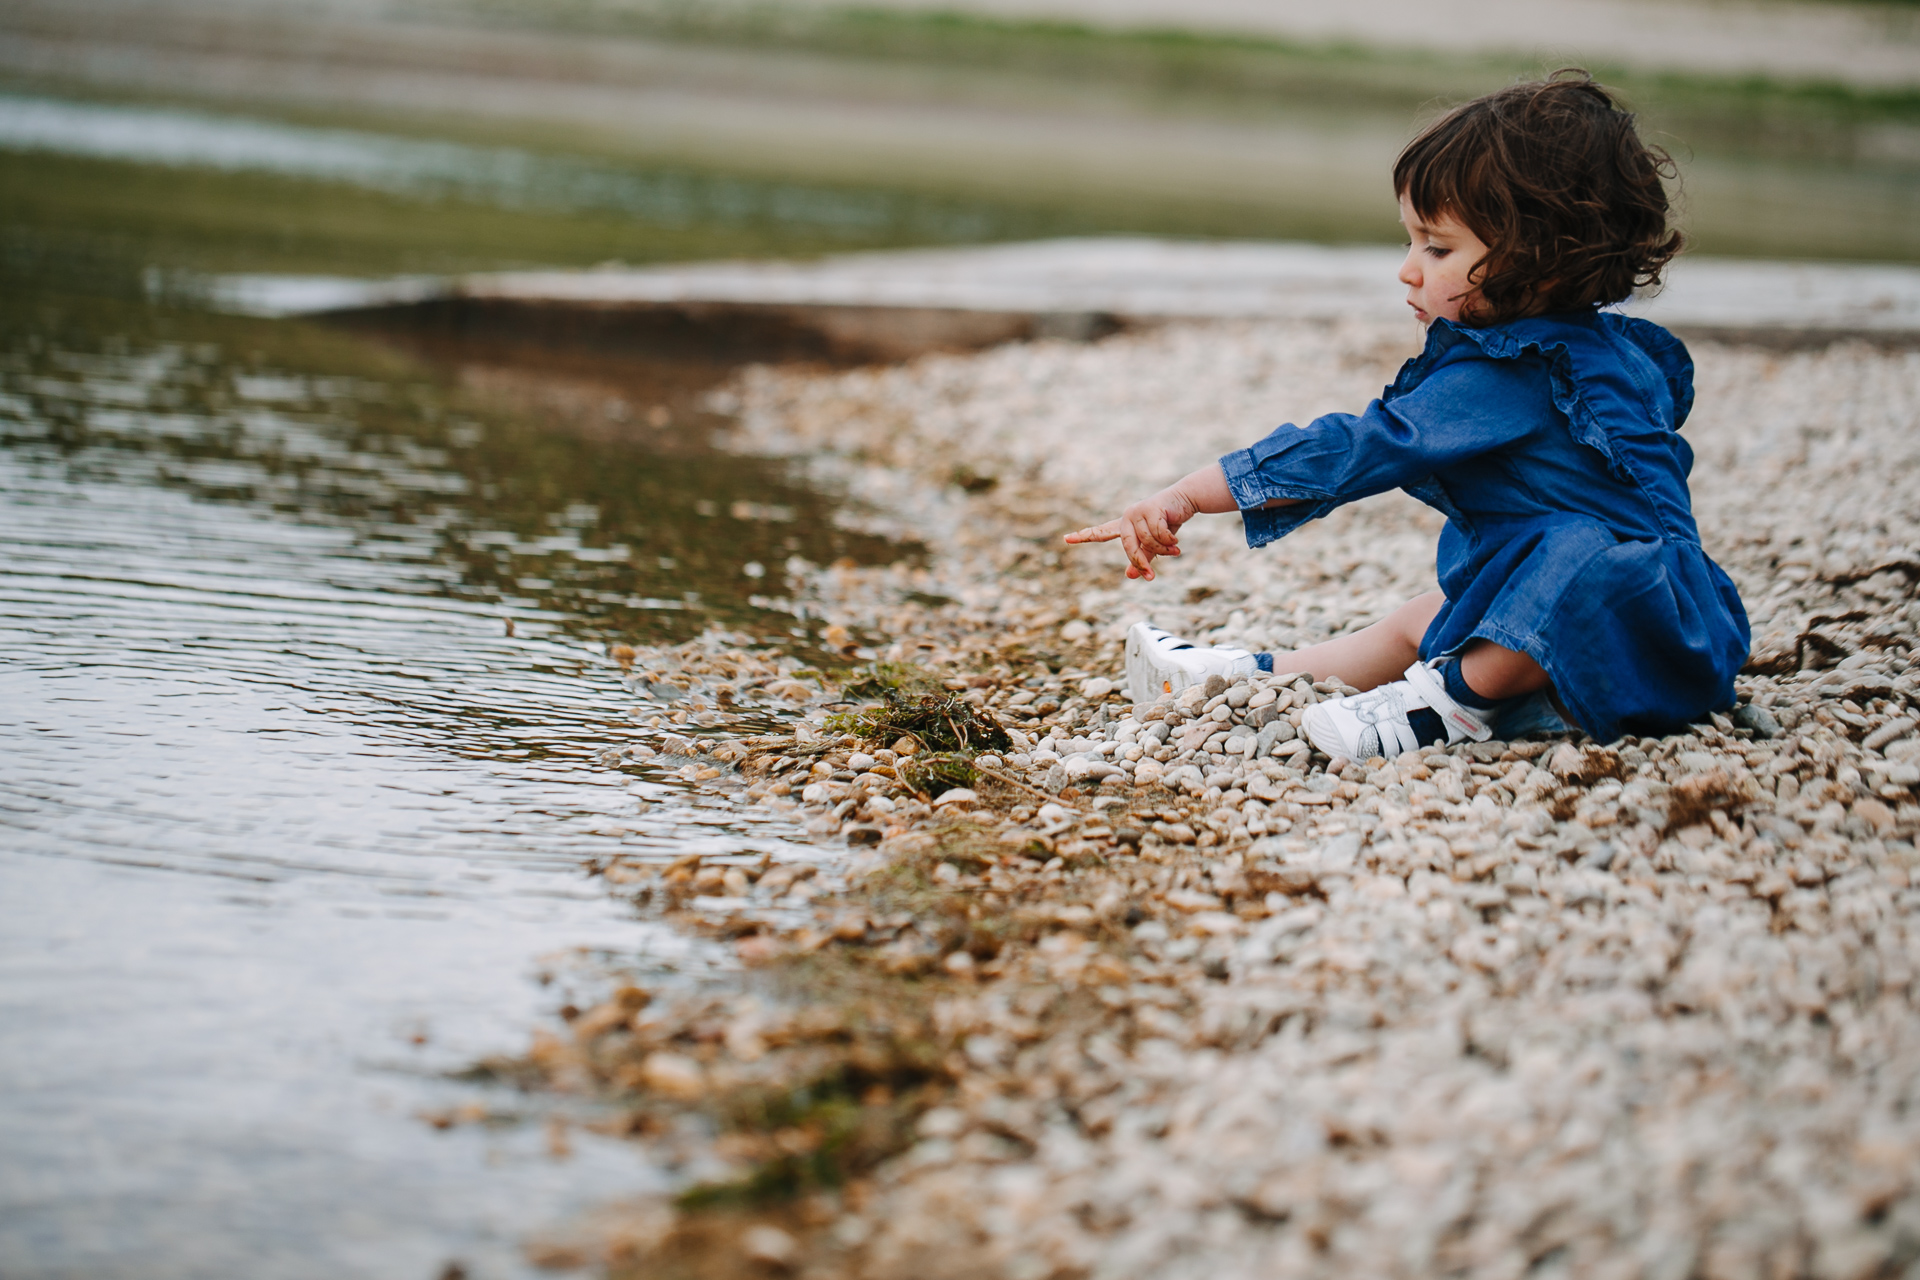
1457, 639, 1550, 701
1265, 591, 1549, 698
1288, 601, 1557, 759
1262, 591, 1446, 690
1125, 593, 1551, 711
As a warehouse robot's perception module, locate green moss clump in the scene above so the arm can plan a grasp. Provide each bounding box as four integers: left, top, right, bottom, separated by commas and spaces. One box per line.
837, 661, 945, 701
678, 1064, 942, 1209
826, 687, 1011, 756
667, 956, 958, 1210
896, 751, 975, 798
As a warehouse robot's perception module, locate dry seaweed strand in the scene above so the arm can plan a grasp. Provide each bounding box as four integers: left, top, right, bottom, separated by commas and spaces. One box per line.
973, 762, 1082, 810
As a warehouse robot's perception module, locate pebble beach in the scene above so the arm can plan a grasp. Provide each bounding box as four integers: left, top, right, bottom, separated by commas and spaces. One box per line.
542, 316, 1920, 1279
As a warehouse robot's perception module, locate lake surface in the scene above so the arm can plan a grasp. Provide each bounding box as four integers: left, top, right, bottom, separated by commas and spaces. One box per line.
0, 316, 888, 1278
0, 92, 1006, 246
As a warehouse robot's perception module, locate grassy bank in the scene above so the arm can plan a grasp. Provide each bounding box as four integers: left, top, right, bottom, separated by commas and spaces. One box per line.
442, 0, 1920, 260
0, 146, 1091, 284
5, 0, 1918, 263
454, 0, 1920, 159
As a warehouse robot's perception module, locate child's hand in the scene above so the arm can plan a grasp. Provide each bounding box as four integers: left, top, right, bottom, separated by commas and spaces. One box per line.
1063, 484, 1200, 581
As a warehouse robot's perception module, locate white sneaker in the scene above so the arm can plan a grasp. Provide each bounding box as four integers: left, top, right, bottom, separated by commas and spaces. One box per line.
1302, 660, 1493, 760
1124, 622, 1259, 704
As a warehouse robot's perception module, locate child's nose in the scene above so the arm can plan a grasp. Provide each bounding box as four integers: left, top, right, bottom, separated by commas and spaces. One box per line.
1398, 252, 1421, 287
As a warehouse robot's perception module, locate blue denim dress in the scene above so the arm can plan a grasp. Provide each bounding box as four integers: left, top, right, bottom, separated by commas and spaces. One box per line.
1218, 311, 1750, 743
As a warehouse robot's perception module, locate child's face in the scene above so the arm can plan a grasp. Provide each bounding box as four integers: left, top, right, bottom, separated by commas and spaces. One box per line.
1397, 195, 1489, 325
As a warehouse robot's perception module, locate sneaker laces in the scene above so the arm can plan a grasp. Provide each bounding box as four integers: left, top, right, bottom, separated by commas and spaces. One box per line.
1343, 682, 1409, 760
1317, 662, 1492, 759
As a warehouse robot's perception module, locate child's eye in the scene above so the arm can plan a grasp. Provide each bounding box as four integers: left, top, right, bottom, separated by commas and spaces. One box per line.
1425, 246, 1451, 259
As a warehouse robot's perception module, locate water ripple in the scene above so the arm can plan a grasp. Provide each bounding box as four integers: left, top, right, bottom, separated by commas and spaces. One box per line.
0, 333, 838, 1278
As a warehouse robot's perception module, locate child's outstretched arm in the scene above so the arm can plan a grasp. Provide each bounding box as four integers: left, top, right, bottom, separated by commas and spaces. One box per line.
1064, 463, 1292, 581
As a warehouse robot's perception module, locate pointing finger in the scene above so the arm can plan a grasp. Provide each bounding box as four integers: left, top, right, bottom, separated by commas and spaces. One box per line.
1062, 520, 1122, 545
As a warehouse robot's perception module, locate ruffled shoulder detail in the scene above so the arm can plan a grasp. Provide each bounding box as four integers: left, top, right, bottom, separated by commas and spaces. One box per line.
1599, 312, 1695, 428
1388, 311, 1694, 488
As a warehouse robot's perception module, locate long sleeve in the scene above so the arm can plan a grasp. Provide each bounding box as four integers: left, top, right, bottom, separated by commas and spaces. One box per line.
1218, 351, 1556, 547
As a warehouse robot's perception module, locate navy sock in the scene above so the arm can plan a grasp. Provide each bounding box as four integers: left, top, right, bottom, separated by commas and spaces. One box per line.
1440, 658, 1503, 711
1253, 653, 1274, 674
1405, 707, 1447, 745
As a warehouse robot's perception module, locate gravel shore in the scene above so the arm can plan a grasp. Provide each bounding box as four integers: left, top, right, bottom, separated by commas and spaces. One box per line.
564, 318, 1920, 1279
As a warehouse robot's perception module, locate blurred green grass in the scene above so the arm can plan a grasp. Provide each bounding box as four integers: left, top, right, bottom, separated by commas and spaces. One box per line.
459, 1, 1920, 158
3, 0, 1919, 282
0, 147, 1059, 284
404, 1, 1920, 262
0, 115, 1394, 289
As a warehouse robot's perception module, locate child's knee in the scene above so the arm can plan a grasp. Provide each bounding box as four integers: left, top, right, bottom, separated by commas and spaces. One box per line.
1392, 591, 1447, 646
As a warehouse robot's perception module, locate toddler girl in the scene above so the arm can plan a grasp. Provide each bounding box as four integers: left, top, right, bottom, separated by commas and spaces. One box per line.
1065, 72, 1749, 759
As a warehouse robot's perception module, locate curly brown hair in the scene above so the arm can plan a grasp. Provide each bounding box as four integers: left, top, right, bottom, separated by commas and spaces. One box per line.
1394, 70, 1683, 326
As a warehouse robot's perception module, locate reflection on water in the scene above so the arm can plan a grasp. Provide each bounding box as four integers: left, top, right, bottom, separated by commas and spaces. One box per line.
0, 322, 889, 1277
0, 93, 1007, 244
5, 326, 907, 648
0, 91, 1006, 241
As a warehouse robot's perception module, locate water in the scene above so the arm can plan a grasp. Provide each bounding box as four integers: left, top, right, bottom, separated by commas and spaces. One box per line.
0, 321, 893, 1277
0, 92, 1010, 247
